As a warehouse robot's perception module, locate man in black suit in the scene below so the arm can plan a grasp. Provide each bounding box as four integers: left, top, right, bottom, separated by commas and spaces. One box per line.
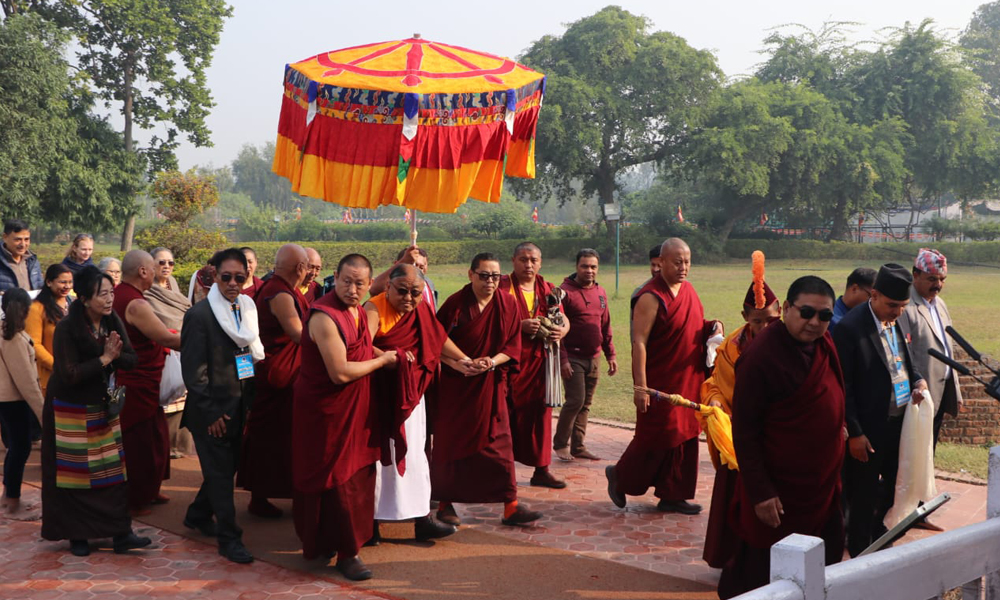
181, 248, 262, 564
833, 263, 929, 557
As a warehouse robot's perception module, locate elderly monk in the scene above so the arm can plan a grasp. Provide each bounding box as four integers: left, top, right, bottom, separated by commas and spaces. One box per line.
292, 254, 397, 581
701, 253, 780, 568
717, 276, 846, 598
432, 252, 543, 527
113, 250, 181, 514
606, 238, 723, 514
239, 244, 309, 518
301, 248, 323, 304
364, 264, 462, 542
499, 242, 569, 489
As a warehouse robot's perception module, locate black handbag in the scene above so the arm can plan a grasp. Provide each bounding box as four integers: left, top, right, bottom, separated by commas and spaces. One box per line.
106, 373, 126, 419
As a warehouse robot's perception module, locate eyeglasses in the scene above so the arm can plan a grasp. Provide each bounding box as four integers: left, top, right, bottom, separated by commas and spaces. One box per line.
220, 273, 248, 284
158, 259, 175, 267
792, 304, 834, 322
394, 286, 422, 298
474, 271, 502, 282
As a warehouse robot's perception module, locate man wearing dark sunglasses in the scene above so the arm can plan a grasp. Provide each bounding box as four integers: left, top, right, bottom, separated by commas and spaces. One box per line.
833, 264, 928, 558
718, 276, 847, 598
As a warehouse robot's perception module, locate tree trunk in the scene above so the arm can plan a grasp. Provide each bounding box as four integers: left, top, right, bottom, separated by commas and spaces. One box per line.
716, 200, 755, 245
827, 194, 850, 242
120, 56, 136, 252
596, 166, 616, 236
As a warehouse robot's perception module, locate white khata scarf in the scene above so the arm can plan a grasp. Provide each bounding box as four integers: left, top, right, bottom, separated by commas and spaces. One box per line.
207, 283, 265, 362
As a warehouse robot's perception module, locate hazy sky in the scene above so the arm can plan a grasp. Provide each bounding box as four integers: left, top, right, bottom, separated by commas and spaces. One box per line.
171, 0, 989, 170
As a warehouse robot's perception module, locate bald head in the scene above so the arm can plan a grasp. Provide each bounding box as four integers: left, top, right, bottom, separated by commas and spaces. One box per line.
274, 244, 308, 287
121, 250, 155, 290
659, 238, 691, 286
303, 247, 323, 286
386, 263, 425, 313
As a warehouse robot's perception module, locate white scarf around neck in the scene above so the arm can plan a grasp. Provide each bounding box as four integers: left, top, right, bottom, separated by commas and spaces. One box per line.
207, 283, 265, 362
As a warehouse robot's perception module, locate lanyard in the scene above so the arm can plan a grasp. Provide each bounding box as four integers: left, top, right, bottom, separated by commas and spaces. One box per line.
883, 325, 900, 363
232, 303, 242, 330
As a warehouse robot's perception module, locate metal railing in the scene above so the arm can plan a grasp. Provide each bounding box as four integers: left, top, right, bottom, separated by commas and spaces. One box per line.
733, 446, 1000, 600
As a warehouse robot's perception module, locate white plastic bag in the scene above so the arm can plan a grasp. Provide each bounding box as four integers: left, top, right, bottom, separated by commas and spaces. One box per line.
159, 350, 186, 406
883, 390, 936, 529
706, 334, 725, 368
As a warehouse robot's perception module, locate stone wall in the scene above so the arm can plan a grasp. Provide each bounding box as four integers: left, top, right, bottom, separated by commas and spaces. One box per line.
938, 349, 1000, 445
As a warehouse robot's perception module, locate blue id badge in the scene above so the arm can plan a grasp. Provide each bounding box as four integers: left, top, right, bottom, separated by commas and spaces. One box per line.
894, 378, 910, 407
235, 350, 254, 380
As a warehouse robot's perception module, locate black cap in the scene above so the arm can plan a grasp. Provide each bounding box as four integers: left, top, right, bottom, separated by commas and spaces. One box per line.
873, 263, 912, 301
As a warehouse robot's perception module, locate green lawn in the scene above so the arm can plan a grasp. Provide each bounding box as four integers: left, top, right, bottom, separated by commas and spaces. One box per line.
934, 442, 990, 480
426, 258, 1000, 424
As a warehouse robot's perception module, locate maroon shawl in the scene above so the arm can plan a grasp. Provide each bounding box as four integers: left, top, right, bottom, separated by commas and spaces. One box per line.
255, 275, 309, 389
433, 284, 521, 462
731, 322, 846, 548
292, 293, 378, 492
372, 299, 447, 475
500, 273, 555, 409
632, 277, 714, 448
112, 282, 166, 430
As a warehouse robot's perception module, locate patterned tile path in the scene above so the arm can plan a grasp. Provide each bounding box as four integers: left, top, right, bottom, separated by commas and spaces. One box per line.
1, 419, 989, 598
454, 418, 990, 586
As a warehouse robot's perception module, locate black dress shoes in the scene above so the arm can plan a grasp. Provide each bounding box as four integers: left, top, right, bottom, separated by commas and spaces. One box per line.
530, 469, 567, 489
183, 517, 217, 537
656, 499, 702, 515
219, 542, 254, 564
113, 532, 153, 554
69, 540, 90, 557
336, 556, 373, 581
501, 505, 543, 526
605, 465, 626, 508
414, 515, 457, 541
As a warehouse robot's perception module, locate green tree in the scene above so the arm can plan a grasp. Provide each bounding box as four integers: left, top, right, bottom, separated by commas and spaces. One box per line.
962, 1, 1000, 121
134, 170, 227, 262
34, 0, 232, 250
0, 13, 144, 231
516, 6, 722, 231
231, 142, 303, 212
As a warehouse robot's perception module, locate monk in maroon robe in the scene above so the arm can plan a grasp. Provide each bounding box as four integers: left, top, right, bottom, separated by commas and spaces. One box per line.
431, 252, 542, 527
499, 242, 568, 489
291, 254, 397, 582
239, 244, 309, 518
300, 247, 323, 304
239, 247, 265, 300
606, 238, 722, 514
718, 276, 846, 599
113, 250, 181, 514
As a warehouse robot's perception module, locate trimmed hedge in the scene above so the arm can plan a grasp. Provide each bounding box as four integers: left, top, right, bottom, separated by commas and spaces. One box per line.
724, 240, 1000, 265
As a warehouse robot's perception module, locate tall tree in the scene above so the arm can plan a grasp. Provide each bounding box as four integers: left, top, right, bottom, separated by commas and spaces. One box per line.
231, 142, 301, 212
516, 6, 722, 231
962, 1, 1000, 120
39, 0, 232, 250
0, 13, 144, 230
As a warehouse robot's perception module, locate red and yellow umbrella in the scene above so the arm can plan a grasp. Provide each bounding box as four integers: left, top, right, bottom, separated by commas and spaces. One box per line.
273, 36, 545, 225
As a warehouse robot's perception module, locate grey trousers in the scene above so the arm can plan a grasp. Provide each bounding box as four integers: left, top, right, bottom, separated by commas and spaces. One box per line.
554, 356, 599, 452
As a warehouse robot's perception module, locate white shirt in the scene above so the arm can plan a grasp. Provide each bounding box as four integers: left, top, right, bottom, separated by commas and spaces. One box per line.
920, 295, 951, 380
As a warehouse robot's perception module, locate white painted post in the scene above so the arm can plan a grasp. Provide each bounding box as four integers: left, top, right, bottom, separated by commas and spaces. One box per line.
985, 447, 1000, 600
770, 534, 826, 600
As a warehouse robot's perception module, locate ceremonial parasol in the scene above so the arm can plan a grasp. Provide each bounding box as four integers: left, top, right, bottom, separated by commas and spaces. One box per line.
272, 35, 545, 245
634, 385, 738, 470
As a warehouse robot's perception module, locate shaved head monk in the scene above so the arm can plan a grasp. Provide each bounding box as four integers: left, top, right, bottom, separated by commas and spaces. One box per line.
500, 242, 569, 489
292, 254, 397, 581
300, 248, 323, 304
239, 244, 309, 518
363, 264, 464, 542
606, 238, 723, 514
432, 252, 543, 528
113, 249, 181, 514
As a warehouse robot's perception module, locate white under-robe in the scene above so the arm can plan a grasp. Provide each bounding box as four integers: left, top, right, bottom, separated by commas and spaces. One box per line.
374, 397, 431, 521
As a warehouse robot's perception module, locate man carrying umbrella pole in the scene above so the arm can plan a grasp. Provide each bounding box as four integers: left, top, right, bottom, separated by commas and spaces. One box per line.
718, 276, 846, 598
500, 242, 569, 489
700, 251, 780, 569
606, 238, 722, 513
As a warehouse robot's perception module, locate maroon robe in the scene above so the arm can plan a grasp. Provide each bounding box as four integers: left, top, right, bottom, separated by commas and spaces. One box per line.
614, 277, 714, 500
371, 297, 447, 476
302, 280, 321, 305
241, 276, 265, 300
112, 282, 169, 510
430, 285, 521, 503
500, 274, 557, 468
292, 293, 379, 560
718, 322, 845, 598
238, 275, 309, 499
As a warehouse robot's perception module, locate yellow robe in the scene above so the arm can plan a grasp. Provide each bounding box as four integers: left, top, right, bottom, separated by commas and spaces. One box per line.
699, 324, 747, 470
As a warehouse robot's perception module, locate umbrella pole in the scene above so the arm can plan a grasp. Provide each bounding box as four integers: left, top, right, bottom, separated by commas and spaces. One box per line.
410, 209, 418, 247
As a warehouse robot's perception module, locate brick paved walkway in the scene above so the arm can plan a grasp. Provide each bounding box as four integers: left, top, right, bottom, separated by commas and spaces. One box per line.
1, 419, 989, 599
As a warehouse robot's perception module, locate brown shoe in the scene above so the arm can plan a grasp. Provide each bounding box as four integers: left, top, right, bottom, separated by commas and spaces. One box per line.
530, 468, 567, 489
554, 447, 574, 462
436, 503, 461, 526
605, 465, 626, 508
572, 449, 601, 460
501, 504, 542, 526
336, 556, 372, 581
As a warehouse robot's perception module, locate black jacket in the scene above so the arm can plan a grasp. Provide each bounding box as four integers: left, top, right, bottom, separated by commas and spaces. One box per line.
833, 301, 924, 447
180, 300, 254, 433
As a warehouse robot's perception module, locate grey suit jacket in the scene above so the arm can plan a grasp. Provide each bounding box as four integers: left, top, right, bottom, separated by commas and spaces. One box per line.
898, 288, 962, 417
